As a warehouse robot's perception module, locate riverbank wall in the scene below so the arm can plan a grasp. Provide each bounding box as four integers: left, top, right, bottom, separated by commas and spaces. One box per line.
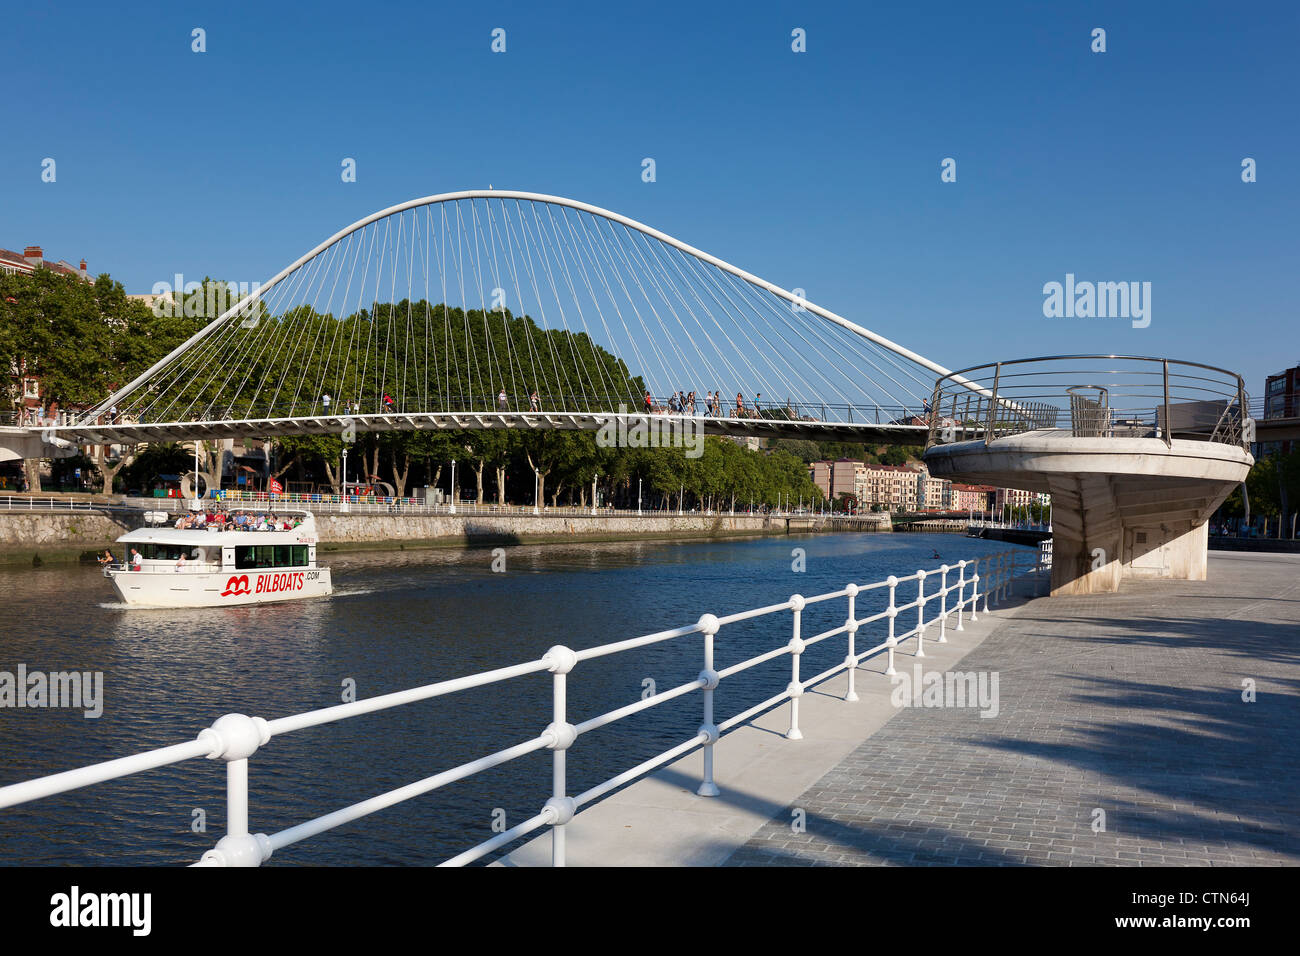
312, 513, 778, 552
969, 527, 1051, 547
1208, 536, 1300, 554
0, 505, 903, 565
0, 510, 823, 565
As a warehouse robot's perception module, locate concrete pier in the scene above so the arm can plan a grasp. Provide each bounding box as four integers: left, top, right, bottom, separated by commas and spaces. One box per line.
925, 432, 1251, 595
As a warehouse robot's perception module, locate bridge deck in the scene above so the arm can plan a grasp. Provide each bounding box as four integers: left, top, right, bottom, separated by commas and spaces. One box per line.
45, 412, 931, 445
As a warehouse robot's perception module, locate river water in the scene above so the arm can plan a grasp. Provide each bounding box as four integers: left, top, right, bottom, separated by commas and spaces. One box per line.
0, 530, 1023, 866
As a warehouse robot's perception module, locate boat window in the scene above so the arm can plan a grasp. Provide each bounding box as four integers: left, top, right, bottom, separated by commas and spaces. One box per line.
138, 543, 192, 561
235, 545, 310, 569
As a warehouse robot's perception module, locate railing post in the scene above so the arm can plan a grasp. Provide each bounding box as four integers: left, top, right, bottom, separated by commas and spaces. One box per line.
937, 564, 949, 643
969, 560, 980, 622
914, 570, 927, 658
1237, 376, 1249, 451
697, 614, 721, 796
1170, 358, 1180, 447
955, 560, 966, 631
785, 595, 806, 740
542, 645, 579, 867
844, 584, 860, 702
885, 576, 898, 676
197, 713, 272, 867
983, 557, 994, 613
986, 362, 1001, 447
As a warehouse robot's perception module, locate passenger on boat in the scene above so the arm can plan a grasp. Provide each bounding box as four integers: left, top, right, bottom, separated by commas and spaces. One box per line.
130, 549, 142, 571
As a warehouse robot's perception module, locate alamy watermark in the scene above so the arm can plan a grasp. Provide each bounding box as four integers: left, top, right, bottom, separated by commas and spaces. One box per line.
0, 665, 103, 718
1042, 273, 1151, 328
889, 662, 999, 718
149, 274, 262, 321
596, 404, 703, 458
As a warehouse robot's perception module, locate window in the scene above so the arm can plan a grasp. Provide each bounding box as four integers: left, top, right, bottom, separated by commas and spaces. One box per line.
235, 545, 308, 569
139, 543, 192, 560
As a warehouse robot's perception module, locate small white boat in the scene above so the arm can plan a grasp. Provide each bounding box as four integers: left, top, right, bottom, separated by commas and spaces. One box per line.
105, 509, 332, 608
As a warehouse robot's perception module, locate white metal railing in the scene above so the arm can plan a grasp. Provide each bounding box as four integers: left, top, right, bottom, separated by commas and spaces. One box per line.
966, 518, 1053, 533
0, 495, 105, 512
0, 492, 865, 521
0, 549, 1037, 867
120, 494, 825, 520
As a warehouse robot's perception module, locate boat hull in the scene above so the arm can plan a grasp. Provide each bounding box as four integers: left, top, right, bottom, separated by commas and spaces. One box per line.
107, 567, 333, 608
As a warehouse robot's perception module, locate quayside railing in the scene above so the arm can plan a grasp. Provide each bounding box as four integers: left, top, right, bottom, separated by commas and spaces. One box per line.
0, 550, 1037, 867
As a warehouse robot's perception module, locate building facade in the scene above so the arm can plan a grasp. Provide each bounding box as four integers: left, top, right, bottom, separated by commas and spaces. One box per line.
0, 245, 89, 280
1261, 364, 1300, 456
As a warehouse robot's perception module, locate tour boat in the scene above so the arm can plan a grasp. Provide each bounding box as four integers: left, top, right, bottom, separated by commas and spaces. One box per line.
104, 510, 332, 607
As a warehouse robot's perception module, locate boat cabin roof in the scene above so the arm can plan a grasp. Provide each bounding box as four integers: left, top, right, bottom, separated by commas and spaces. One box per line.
118, 514, 318, 547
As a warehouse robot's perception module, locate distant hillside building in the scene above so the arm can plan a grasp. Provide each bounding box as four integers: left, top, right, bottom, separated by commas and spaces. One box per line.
0, 245, 89, 280
810, 459, 862, 502
951, 482, 997, 513
1261, 363, 1300, 456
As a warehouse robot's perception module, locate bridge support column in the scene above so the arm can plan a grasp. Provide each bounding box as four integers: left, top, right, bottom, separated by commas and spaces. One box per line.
1047, 475, 1123, 596
1047, 472, 1223, 595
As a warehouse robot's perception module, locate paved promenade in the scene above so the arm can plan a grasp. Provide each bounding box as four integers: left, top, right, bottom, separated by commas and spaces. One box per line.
726, 551, 1300, 866
503, 552, 1299, 867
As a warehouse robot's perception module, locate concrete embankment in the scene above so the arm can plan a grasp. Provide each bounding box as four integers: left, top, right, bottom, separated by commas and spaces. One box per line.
0, 509, 807, 565
0, 512, 138, 564
969, 527, 1051, 547
312, 513, 778, 553
1209, 535, 1300, 553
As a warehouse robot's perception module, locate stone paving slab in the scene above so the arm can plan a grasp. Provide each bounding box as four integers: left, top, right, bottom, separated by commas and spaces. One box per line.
724, 552, 1300, 867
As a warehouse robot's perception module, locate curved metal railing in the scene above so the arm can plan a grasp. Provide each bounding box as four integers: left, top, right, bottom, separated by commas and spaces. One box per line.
926, 355, 1250, 451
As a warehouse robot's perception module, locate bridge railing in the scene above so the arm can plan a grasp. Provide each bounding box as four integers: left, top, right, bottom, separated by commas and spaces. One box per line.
927, 355, 1250, 451
60, 398, 937, 437
0, 550, 1038, 867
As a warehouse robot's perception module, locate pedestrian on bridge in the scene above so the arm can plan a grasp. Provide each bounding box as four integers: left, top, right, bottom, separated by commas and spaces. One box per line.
498, 389, 508, 411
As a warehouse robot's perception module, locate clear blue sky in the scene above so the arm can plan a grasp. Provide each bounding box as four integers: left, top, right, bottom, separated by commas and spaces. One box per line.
3, 0, 1296, 394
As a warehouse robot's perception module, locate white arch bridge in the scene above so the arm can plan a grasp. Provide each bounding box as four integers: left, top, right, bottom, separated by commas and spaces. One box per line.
52, 190, 973, 447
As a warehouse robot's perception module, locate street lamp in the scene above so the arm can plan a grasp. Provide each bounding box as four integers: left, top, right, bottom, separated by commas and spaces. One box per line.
638, 477, 642, 516
591, 473, 598, 516
192, 439, 202, 509
449, 458, 456, 515
340, 445, 349, 513
533, 467, 540, 515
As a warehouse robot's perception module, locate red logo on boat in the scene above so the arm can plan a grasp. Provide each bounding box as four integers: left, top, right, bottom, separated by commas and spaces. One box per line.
221, 575, 252, 596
